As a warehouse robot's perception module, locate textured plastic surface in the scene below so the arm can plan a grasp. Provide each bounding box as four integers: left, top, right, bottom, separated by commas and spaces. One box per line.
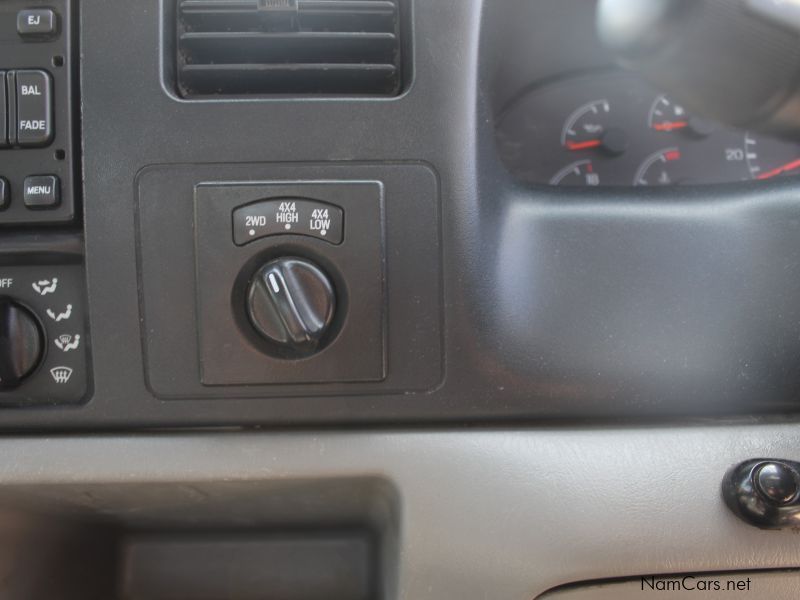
0, 425, 794, 598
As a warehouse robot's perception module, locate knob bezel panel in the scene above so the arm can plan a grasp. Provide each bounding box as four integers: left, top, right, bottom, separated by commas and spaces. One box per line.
141, 166, 441, 395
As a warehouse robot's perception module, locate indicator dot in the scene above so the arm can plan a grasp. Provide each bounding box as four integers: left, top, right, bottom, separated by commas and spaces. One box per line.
321, 230, 327, 236
249, 229, 255, 236
284, 224, 291, 230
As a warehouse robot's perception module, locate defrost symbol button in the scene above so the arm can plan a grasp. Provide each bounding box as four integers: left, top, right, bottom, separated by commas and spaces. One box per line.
50, 366, 73, 384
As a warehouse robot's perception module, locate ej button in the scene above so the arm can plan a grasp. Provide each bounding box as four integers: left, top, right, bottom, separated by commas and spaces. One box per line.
17, 9, 58, 38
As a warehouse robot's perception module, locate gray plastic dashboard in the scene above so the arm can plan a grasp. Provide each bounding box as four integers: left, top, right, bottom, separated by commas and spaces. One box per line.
0, 423, 799, 598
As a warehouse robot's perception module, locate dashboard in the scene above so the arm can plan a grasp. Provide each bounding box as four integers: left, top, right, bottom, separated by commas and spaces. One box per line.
496, 70, 800, 187
1, 0, 800, 599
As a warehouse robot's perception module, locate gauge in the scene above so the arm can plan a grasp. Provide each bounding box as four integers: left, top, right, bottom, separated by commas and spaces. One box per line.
648, 96, 689, 133
648, 95, 717, 137
561, 100, 629, 155
562, 99, 610, 150
550, 160, 601, 186
744, 133, 800, 181
641, 95, 752, 184
634, 148, 683, 186
495, 71, 796, 187
496, 72, 645, 186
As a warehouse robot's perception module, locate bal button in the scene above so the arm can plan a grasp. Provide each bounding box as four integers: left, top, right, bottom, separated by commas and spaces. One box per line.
754, 462, 800, 506
23, 175, 60, 209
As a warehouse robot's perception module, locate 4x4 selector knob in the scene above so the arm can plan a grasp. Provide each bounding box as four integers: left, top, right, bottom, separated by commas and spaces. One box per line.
0, 299, 44, 389
246, 257, 336, 356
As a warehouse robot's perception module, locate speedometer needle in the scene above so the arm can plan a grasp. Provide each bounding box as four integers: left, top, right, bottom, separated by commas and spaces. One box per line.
652, 121, 689, 132
566, 140, 603, 151
756, 158, 800, 180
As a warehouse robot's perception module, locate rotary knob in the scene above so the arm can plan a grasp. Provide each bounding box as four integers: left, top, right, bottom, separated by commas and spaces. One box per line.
0, 298, 44, 389
246, 257, 336, 356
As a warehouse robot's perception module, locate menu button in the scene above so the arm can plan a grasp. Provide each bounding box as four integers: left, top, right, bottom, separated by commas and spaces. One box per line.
23, 176, 60, 209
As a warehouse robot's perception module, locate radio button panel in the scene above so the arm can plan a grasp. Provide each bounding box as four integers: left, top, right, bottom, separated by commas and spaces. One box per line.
0, 0, 77, 225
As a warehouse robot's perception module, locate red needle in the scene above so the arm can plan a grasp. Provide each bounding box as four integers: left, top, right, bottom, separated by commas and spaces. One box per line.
653, 121, 689, 132
756, 158, 800, 180
566, 139, 602, 151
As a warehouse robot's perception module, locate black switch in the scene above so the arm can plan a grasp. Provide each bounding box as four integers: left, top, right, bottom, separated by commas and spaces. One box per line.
0, 178, 8, 210
0, 72, 6, 147
17, 9, 58, 38
23, 175, 60, 209
15, 70, 53, 147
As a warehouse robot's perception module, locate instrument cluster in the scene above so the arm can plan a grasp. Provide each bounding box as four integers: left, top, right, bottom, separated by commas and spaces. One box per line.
496, 71, 800, 187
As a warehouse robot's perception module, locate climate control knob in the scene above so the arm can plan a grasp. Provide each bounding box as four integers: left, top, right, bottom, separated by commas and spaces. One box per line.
0, 299, 44, 389
246, 257, 336, 356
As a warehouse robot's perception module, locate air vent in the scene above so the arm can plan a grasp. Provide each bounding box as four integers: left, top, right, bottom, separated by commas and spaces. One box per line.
176, 0, 405, 97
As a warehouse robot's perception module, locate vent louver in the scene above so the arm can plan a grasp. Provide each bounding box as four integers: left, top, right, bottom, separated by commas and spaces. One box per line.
176, 0, 404, 96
